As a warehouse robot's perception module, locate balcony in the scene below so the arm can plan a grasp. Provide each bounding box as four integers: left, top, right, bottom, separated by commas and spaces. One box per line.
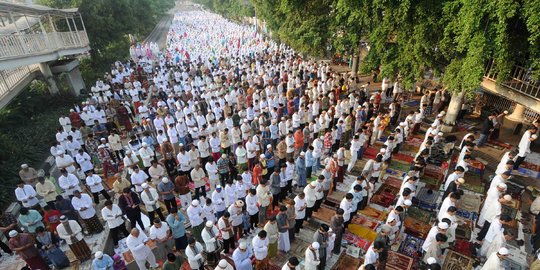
483, 61, 540, 101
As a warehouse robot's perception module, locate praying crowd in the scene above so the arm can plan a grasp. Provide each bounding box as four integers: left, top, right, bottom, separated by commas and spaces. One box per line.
5, 7, 540, 270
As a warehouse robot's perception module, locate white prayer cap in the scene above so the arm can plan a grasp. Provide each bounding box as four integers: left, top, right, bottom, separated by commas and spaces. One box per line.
126, 150, 132, 154
431, 130, 437, 135
236, 200, 245, 207
503, 194, 512, 201
504, 110, 509, 114
100, 138, 106, 141
162, 177, 169, 183
179, 143, 184, 147
216, 185, 222, 189
310, 181, 317, 187
239, 242, 247, 249
381, 224, 392, 233
192, 199, 200, 206
95, 251, 103, 259
141, 183, 149, 189
457, 178, 465, 184
20, 164, 28, 168
312, 242, 320, 249
8, 230, 18, 237
437, 222, 449, 230
498, 247, 509, 255
379, 148, 386, 153
162, 138, 168, 142
260, 154, 265, 159
404, 200, 412, 206
70, 109, 75, 112
437, 132, 443, 136
498, 182, 507, 189
57, 150, 64, 155
300, 151, 305, 156
267, 145, 272, 149
218, 260, 228, 268
142, 142, 148, 147
437, 113, 443, 117
244, 119, 248, 123
206, 220, 214, 227
426, 257, 437, 264
431, 123, 437, 128
193, 127, 198, 132
98, 145, 106, 149
399, 122, 406, 127
533, 135, 538, 139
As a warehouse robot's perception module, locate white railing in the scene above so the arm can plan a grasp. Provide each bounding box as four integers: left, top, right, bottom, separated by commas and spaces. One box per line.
0, 31, 89, 59
0, 64, 39, 99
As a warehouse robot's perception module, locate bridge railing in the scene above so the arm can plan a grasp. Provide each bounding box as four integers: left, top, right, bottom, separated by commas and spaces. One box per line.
0, 64, 39, 99
484, 61, 540, 100
0, 31, 89, 60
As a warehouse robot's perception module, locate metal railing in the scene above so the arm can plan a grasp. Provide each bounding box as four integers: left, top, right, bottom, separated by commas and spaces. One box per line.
0, 31, 89, 60
0, 64, 39, 99
481, 91, 540, 123
484, 61, 540, 100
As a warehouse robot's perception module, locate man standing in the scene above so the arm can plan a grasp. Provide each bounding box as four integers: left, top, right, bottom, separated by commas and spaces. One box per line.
201, 220, 221, 266
252, 230, 269, 270
277, 206, 291, 253
56, 215, 92, 261
36, 176, 58, 209
330, 208, 345, 255
58, 169, 81, 198
304, 181, 318, 221
8, 230, 50, 269
141, 183, 165, 222
166, 207, 188, 251
71, 190, 103, 234
476, 113, 495, 147
313, 224, 330, 270
186, 237, 206, 270
149, 218, 174, 262
232, 241, 253, 270
157, 177, 177, 213
15, 182, 40, 210
218, 212, 235, 254
514, 127, 538, 169
256, 180, 271, 225
130, 166, 149, 193
126, 228, 159, 270
187, 199, 205, 242
228, 200, 244, 240
19, 164, 38, 186
85, 170, 111, 204
304, 242, 320, 270
101, 200, 129, 247
374, 224, 392, 270
92, 251, 114, 270
118, 187, 145, 230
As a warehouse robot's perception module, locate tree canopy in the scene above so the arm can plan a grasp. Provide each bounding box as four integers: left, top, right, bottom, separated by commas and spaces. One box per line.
205, 0, 539, 94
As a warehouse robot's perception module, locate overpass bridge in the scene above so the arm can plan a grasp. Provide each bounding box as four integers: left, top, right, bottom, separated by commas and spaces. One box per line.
482, 60, 540, 123
0, 1, 90, 109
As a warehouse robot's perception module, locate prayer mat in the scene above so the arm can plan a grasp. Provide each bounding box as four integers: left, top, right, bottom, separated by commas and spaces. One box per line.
400, 143, 419, 153
385, 251, 414, 270
501, 204, 518, 220
453, 239, 473, 257
486, 139, 513, 149
398, 234, 424, 258
404, 217, 431, 239
420, 176, 441, 188
347, 224, 378, 242
414, 187, 439, 210
384, 176, 403, 189
290, 238, 311, 259
363, 147, 379, 160
456, 193, 481, 220
442, 249, 474, 270
358, 207, 387, 221
393, 153, 414, 164
506, 181, 525, 198
385, 168, 405, 178
312, 205, 335, 223
331, 253, 363, 270
468, 160, 486, 175
350, 214, 380, 230
455, 219, 473, 240
371, 184, 399, 207
405, 137, 423, 147
388, 160, 411, 174
423, 168, 444, 182
343, 232, 371, 251
350, 159, 368, 174
326, 190, 346, 205
407, 206, 433, 224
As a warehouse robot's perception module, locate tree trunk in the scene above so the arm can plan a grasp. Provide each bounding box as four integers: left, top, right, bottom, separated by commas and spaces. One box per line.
351, 55, 359, 79
441, 91, 464, 132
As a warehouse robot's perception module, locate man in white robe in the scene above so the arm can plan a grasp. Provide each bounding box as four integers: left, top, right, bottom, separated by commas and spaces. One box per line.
252, 230, 269, 269
232, 241, 253, 270
481, 247, 509, 270
304, 242, 320, 270
126, 228, 158, 270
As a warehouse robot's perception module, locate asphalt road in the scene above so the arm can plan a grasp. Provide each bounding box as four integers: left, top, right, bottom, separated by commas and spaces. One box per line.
144, 2, 200, 49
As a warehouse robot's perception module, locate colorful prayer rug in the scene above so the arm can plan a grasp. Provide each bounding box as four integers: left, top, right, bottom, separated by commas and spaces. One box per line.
331, 253, 363, 270
398, 234, 424, 258
442, 249, 474, 270
384, 176, 403, 189
386, 251, 414, 270
389, 160, 411, 174
343, 232, 372, 252
312, 205, 335, 223
404, 217, 431, 239
358, 207, 387, 221
393, 153, 414, 164
407, 206, 433, 224
370, 184, 399, 207
453, 239, 473, 257
350, 214, 380, 230
414, 187, 439, 210
347, 224, 378, 242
